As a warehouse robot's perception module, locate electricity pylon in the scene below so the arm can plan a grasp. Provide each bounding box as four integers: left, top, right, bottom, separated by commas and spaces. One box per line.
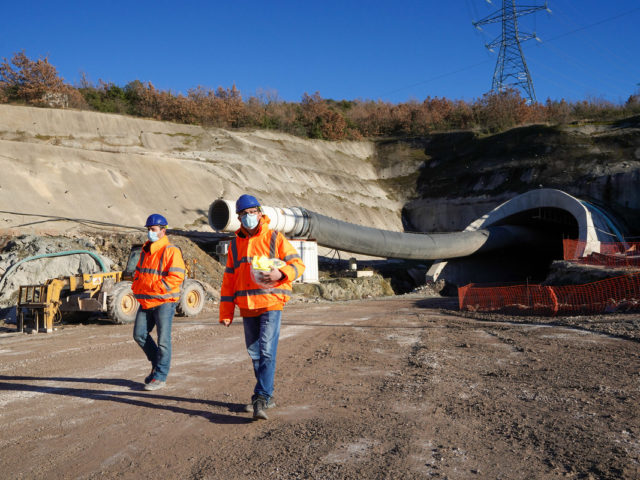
473, 1, 549, 103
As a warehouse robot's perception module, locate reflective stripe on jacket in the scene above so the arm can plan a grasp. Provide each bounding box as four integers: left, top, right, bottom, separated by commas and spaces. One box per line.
132, 235, 186, 309
219, 215, 305, 323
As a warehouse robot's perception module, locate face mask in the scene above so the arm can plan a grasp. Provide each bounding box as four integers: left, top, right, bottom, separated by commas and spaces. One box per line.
241, 213, 259, 229
147, 230, 160, 242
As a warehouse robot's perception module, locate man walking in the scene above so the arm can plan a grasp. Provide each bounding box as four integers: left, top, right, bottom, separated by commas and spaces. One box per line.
220, 194, 305, 420
132, 214, 185, 391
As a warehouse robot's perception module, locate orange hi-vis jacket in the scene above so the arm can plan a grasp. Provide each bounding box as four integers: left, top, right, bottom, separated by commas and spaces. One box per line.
219, 215, 305, 323
132, 235, 186, 310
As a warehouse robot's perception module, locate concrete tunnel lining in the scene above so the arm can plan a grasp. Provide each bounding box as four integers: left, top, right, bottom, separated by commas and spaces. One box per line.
427, 188, 622, 285
466, 189, 597, 247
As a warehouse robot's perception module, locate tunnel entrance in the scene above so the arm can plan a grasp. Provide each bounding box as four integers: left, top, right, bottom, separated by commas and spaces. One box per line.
437, 207, 580, 287
494, 206, 580, 282
492, 207, 580, 240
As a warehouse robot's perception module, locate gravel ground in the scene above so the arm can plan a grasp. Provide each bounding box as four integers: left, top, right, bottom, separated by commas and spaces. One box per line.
1, 294, 638, 479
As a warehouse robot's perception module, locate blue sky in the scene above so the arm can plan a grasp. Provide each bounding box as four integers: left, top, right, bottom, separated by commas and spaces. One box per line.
2, 1, 638, 104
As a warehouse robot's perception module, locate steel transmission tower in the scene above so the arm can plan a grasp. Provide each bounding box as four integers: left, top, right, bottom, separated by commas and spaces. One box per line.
472, 1, 549, 103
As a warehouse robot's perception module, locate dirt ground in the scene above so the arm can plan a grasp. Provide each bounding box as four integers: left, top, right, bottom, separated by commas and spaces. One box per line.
1, 294, 639, 479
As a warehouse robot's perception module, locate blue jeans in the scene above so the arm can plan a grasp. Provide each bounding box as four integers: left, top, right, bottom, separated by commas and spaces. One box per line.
133, 302, 177, 382
243, 310, 282, 400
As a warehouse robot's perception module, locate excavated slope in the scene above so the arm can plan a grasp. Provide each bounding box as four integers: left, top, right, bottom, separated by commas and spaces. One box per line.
0, 105, 408, 235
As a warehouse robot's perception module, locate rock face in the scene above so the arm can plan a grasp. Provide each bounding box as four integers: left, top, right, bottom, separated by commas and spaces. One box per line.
401, 119, 640, 235
0, 104, 638, 241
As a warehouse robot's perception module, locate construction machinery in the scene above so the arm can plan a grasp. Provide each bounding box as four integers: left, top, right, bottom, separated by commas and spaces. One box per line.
17, 245, 206, 333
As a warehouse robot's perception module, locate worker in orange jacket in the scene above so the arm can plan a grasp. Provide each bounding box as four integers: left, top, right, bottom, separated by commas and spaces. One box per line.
220, 194, 305, 420
132, 214, 185, 391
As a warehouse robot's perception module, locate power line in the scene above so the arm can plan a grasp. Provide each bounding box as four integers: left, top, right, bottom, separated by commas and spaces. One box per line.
381, 4, 640, 101
380, 60, 491, 98
532, 42, 633, 99
544, 5, 640, 43
541, 2, 640, 81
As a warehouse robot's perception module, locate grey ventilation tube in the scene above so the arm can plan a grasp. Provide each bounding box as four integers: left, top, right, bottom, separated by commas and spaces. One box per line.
209, 199, 547, 261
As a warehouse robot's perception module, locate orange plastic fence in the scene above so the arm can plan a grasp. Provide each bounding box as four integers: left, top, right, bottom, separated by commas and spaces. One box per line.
458, 273, 640, 316
563, 240, 640, 267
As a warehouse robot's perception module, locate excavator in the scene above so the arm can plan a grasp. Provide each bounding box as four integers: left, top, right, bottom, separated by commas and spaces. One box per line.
17, 244, 205, 333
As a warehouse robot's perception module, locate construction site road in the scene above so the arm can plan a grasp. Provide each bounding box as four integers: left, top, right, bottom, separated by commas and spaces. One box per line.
1, 295, 639, 479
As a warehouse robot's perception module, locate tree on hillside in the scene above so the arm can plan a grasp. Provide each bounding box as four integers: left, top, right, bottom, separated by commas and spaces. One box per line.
473, 89, 539, 133
624, 87, 640, 113
187, 84, 245, 127
300, 92, 351, 140
0, 51, 84, 108
1, 50, 636, 137
77, 77, 135, 114
245, 89, 288, 130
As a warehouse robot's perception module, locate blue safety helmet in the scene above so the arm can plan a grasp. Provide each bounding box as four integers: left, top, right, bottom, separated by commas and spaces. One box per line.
145, 213, 168, 228
236, 194, 261, 213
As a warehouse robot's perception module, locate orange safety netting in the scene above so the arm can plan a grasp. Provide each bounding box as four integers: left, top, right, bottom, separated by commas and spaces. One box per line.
458, 273, 640, 316
563, 240, 640, 267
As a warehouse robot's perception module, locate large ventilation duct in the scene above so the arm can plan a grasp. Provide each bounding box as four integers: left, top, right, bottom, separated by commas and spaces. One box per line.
208, 199, 547, 261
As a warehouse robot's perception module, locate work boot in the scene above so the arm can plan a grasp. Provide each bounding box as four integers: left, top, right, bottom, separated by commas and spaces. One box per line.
144, 367, 156, 385
244, 397, 276, 413
253, 396, 269, 420
144, 379, 166, 391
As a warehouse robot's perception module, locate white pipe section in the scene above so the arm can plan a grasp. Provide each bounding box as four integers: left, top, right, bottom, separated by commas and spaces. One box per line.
208, 199, 308, 237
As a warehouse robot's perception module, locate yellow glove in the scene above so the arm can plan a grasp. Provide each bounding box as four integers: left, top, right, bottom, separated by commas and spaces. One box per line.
251, 256, 285, 271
